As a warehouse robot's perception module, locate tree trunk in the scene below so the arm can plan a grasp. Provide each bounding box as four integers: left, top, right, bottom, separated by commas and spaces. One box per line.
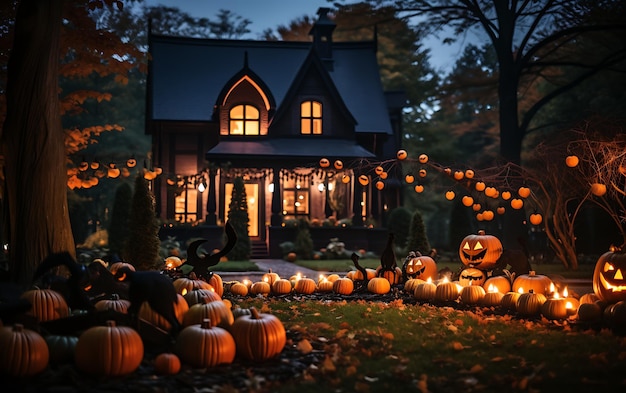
1, 0, 75, 289
497, 61, 523, 165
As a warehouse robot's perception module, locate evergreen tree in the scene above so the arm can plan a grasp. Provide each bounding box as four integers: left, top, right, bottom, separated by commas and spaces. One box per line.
108, 182, 132, 257
227, 177, 251, 261
407, 209, 432, 256
123, 175, 160, 270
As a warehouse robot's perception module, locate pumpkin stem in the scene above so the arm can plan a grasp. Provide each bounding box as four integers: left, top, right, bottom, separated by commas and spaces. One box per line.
106, 320, 116, 327
201, 318, 212, 328
249, 307, 261, 319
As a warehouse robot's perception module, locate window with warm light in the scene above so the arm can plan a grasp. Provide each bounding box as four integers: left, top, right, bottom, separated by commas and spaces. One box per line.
300, 100, 322, 135
229, 104, 260, 135
174, 183, 198, 223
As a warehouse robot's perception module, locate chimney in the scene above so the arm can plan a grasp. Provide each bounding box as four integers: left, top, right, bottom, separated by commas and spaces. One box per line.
309, 8, 336, 70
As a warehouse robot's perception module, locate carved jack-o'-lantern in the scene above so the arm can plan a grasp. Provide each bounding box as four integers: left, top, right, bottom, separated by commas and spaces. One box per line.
459, 230, 503, 270
593, 247, 626, 303
319, 158, 330, 168
402, 253, 437, 281
458, 267, 487, 287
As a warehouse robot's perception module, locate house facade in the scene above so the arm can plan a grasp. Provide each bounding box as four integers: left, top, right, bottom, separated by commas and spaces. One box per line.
146, 8, 406, 258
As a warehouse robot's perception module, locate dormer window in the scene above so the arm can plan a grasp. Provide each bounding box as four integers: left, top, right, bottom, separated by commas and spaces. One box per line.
300, 100, 322, 134
229, 104, 260, 135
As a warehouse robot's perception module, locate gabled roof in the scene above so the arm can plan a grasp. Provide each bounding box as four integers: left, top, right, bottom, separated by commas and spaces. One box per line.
148, 35, 393, 135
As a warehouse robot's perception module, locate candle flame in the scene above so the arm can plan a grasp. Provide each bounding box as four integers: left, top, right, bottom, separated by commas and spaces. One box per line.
181, 288, 187, 296
488, 284, 498, 293
566, 301, 573, 309
554, 291, 560, 299
442, 276, 449, 283
549, 282, 555, 293
518, 287, 524, 294
563, 287, 568, 297
427, 277, 433, 284
263, 277, 269, 283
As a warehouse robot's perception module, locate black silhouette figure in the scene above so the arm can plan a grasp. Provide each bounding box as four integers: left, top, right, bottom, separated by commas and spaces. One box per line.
186, 221, 237, 279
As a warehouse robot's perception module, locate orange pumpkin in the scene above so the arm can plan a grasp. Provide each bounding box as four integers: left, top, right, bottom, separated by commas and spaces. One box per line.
250, 281, 271, 296
294, 278, 317, 294
140, 294, 189, 332
458, 267, 487, 287
109, 261, 135, 275
460, 285, 486, 305
272, 278, 293, 295
154, 353, 181, 375
230, 307, 286, 361
333, 277, 354, 295
483, 276, 512, 294
319, 158, 330, 168
592, 248, 626, 303
173, 273, 213, 295
334, 160, 343, 170
94, 293, 130, 314
176, 319, 236, 367
435, 281, 460, 302
402, 253, 437, 281
0, 324, 49, 377
459, 230, 503, 270
262, 270, 281, 286
183, 288, 221, 306
565, 155, 579, 167
20, 288, 69, 322
396, 149, 408, 160
413, 281, 437, 301
75, 320, 143, 376
590, 183, 607, 197
368, 277, 391, 294
207, 274, 224, 297
229, 282, 249, 296
512, 271, 552, 295
516, 290, 547, 317
418, 153, 428, 163
182, 300, 234, 329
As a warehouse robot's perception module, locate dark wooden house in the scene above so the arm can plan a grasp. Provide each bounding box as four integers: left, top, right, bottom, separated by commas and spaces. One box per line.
146, 8, 406, 258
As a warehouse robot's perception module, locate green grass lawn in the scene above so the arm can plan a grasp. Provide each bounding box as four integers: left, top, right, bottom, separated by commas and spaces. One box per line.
233, 297, 626, 393
293, 258, 595, 279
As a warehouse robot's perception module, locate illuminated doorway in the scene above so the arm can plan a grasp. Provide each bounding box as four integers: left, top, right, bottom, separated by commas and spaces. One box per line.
224, 182, 259, 238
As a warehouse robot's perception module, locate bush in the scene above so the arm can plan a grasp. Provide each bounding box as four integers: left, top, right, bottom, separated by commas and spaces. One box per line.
406, 209, 432, 255
294, 219, 314, 260
386, 207, 412, 251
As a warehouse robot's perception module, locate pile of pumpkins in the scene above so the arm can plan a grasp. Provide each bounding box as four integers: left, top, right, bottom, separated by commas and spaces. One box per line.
0, 272, 287, 378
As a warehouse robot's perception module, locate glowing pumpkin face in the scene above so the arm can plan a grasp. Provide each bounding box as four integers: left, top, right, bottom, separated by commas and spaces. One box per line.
402, 255, 437, 281
459, 230, 503, 270
458, 267, 487, 287
593, 249, 626, 303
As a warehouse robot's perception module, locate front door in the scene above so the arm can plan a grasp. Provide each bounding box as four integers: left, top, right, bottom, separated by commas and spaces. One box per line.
223, 181, 261, 239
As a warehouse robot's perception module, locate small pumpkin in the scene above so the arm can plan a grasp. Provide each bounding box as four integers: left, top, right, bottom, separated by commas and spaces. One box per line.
230, 307, 286, 361
75, 320, 143, 376
458, 268, 487, 287
317, 279, 334, 293
460, 285, 486, 305
319, 158, 330, 168
404, 278, 425, 294
516, 290, 547, 317
229, 282, 249, 296
0, 324, 49, 377
45, 334, 78, 364
481, 289, 505, 307
154, 353, 181, 375
413, 281, 437, 301
512, 271, 552, 295
592, 247, 626, 303
541, 293, 574, 320
418, 153, 428, 163
262, 270, 281, 286
250, 281, 271, 296
183, 288, 221, 307
94, 293, 130, 314
272, 278, 293, 295
165, 256, 183, 270
518, 186, 531, 198
20, 288, 69, 322
109, 261, 135, 275
334, 160, 343, 170
351, 268, 377, 281
510, 198, 524, 210
173, 273, 213, 295
579, 292, 600, 305
207, 274, 224, 297
396, 149, 408, 160
376, 266, 402, 284
565, 155, 579, 167
182, 301, 234, 329
368, 277, 391, 294
435, 280, 461, 302
332, 277, 354, 295
576, 302, 602, 323
140, 294, 188, 332
176, 319, 236, 368
459, 230, 503, 270
482, 276, 512, 294
500, 291, 521, 312
294, 277, 317, 294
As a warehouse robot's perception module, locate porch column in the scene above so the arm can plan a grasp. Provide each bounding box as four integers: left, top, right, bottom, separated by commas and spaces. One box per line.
270, 166, 282, 226
205, 168, 217, 225
352, 172, 364, 226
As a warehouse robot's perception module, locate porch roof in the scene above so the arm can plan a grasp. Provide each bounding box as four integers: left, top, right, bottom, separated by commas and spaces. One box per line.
205, 138, 375, 164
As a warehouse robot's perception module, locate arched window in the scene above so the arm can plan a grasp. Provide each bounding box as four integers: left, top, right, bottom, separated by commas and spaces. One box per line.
229, 104, 260, 135
300, 100, 322, 135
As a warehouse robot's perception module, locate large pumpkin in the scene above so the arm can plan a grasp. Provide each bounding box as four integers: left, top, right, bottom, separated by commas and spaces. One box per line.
593, 248, 626, 303
139, 294, 188, 332
402, 253, 437, 281
0, 324, 49, 377
459, 230, 503, 270
75, 320, 143, 376
512, 271, 552, 295
230, 307, 286, 361
176, 319, 236, 368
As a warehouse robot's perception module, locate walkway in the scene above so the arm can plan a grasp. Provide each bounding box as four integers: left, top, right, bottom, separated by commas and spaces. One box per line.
218, 259, 323, 283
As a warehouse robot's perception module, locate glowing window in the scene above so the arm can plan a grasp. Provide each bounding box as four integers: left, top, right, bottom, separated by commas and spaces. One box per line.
300, 101, 322, 135
229, 104, 260, 135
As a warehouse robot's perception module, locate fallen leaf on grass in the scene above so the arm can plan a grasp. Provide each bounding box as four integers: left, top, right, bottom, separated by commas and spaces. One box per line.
322, 356, 336, 372
452, 341, 465, 351
296, 339, 313, 354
